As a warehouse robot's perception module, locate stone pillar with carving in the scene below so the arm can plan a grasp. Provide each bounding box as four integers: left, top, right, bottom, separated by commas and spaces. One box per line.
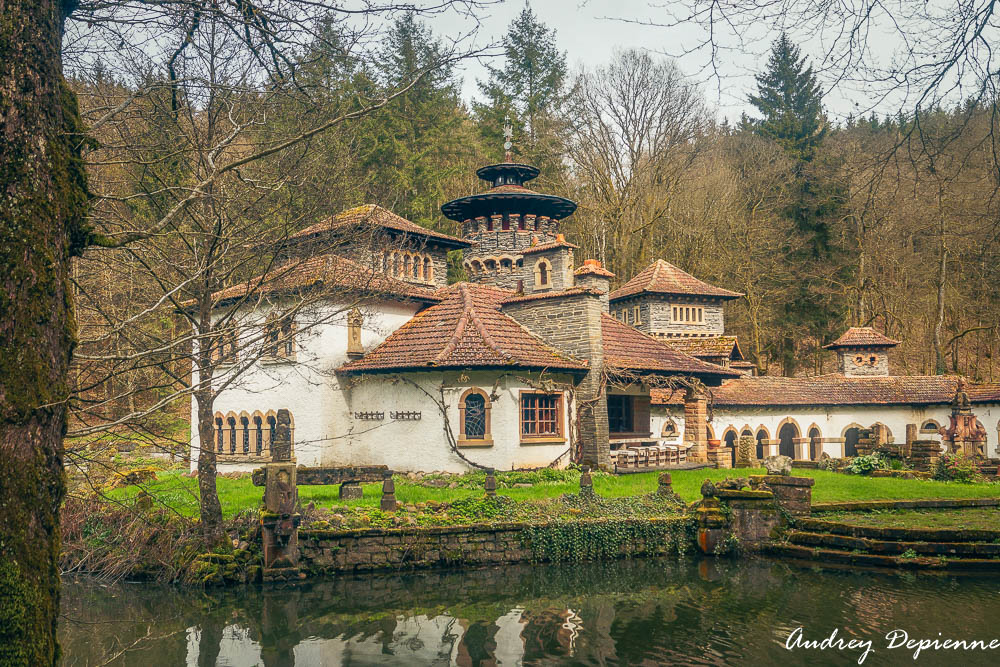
261, 408, 301, 579
735, 434, 757, 468
683, 387, 709, 463
941, 380, 987, 457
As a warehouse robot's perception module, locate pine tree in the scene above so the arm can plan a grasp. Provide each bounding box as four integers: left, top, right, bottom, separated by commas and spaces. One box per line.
748, 33, 827, 162
748, 34, 847, 375
473, 4, 568, 171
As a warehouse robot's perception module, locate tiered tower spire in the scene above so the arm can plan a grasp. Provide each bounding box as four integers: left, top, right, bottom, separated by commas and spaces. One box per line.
441, 123, 576, 288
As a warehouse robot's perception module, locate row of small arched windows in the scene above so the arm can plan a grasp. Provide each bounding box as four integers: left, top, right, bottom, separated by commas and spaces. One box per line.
213, 410, 294, 457
465, 256, 523, 276
384, 251, 433, 283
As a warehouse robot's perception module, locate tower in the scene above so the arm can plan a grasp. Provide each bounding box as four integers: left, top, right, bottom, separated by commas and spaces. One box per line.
823, 327, 900, 377
441, 118, 576, 288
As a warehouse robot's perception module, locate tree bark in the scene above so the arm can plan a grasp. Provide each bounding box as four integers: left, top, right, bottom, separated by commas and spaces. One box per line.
1, 0, 90, 663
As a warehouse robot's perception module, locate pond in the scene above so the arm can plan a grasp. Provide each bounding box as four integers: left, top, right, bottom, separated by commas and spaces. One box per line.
60, 558, 1000, 666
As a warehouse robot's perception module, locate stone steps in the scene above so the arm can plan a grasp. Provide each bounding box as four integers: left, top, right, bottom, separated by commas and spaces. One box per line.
786, 530, 1000, 557
765, 543, 1000, 571
796, 517, 1000, 543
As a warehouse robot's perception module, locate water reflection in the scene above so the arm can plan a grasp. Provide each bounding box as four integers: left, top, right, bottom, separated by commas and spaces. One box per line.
60, 558, 1000, 666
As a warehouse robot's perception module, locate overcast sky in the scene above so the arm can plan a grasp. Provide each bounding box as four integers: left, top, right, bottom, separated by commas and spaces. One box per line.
435, 0, 905, 124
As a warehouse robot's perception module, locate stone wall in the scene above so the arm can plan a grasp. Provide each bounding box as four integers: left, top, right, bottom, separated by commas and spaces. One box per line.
502, 292, 609, 468
298, 517, 693, 573
837, 349, 890, 377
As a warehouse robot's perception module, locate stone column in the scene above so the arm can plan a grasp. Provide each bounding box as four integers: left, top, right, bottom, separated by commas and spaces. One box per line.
792, 437, 811, 460
683, 388, 709, 463
261, 408, 301, 576
735, 434, 757, 468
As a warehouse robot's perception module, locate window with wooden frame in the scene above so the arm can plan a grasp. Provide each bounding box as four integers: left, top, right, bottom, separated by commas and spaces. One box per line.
519, 392, 563, 442
608, 395, 633, 434
608, 395, 651, 436
671, 305, 703, 323
633, 306, 641, 325
458, 388, 492, 447
264, 316, 295, 360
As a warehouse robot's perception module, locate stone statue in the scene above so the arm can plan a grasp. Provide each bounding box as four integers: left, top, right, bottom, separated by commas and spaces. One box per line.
951, 379, 972, 412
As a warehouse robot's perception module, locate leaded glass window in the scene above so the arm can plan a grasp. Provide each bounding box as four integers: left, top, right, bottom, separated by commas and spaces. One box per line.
464, 393, 487, 439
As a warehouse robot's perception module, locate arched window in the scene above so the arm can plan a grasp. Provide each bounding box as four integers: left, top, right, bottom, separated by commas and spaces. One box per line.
484, 258, 496, 272
403, 254, 412, 278
778, 421, 798, 458
253, 415, 263, 455
500, 258, 512, 273
228, 417, 237, 454
215, 416, 224, 452
535, 259, 551, 288
458, 388, 492, 446
661, 419, 678, 438
240, 416, 250, 453
844, 426, 861, 457
423, 257, 432, 282
920, 420, 941, 433
267, 415, 277, 448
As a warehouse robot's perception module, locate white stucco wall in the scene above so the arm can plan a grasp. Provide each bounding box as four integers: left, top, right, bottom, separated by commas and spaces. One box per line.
190, 297, 422, 472
651, 403, 1000, 459
337, 370, 575, 473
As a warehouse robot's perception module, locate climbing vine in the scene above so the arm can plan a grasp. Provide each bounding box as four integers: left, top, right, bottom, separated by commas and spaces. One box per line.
521, 518, 694, 563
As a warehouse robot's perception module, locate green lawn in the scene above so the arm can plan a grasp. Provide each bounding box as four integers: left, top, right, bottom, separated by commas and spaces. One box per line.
108, 467, 1000, 520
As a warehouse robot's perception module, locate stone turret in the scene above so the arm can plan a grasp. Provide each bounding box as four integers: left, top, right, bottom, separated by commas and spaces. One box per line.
442, 123, 577, 289
574, 259, 615, 310
519, 234, 577, 293
823, 327, 900, 377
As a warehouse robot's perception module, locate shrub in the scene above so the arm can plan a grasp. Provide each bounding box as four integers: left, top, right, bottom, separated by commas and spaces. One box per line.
846, 453, 886, 475
933, 453, 985, 483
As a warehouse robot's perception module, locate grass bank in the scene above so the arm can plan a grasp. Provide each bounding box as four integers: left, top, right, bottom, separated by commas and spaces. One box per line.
109, 467, 1000, 519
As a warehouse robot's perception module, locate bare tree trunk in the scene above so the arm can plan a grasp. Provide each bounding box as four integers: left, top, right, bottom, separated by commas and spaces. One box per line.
933, 214, 948, 375
1, 0, 89, 662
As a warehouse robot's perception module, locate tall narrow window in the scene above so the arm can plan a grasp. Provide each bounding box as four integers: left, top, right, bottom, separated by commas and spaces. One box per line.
423, 257, 432, 283
228, 417, 237, 454
254, 416, 263, 455
502, 214, 510, 231
240, 416, 250, 453
633, 306, 641, 324
347, 307, 364, 357
216, 417, 224, 452
534, 259, 551, 288
403, 255, 412, 278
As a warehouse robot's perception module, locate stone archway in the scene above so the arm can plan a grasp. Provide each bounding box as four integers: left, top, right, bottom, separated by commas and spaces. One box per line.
778, 421, 798, 458
843, 426, 861, 457
807, 426, 822, 460
755, 428, 769, 460
723, 428, 738, 467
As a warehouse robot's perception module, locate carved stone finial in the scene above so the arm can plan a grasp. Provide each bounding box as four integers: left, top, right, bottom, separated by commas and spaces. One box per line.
502, 113, 514, 162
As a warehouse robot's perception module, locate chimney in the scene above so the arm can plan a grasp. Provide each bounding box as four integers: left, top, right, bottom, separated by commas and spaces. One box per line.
573, 259, 615, 311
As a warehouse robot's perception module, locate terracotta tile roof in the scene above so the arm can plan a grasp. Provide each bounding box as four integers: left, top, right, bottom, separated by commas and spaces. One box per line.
609, 259, 743, 301
575, 259, 615, 278
823, 327, 901, 349
205, 253, 441, 306
338, 283, 588, 373
520, 234, 579, 255
601, 315, 739, 379
501, 287, 603, 304
651, 374, 1000, 407
664, 335, 744, 360
290, 204, 470, 247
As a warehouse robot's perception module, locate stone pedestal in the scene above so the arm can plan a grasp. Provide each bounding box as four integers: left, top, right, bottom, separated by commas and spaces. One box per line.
339, 481, 363, 500
707, 446, 733, 469
735, 434, 757, 468
379, 473, 398, 511
750, 474, 814, 517
910, 439, 942, 472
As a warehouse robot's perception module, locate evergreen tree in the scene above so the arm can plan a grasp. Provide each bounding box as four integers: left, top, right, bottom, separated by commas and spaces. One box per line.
748, 33, 827, 161
473, 4, 568, 172
748, 34, 847, 375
